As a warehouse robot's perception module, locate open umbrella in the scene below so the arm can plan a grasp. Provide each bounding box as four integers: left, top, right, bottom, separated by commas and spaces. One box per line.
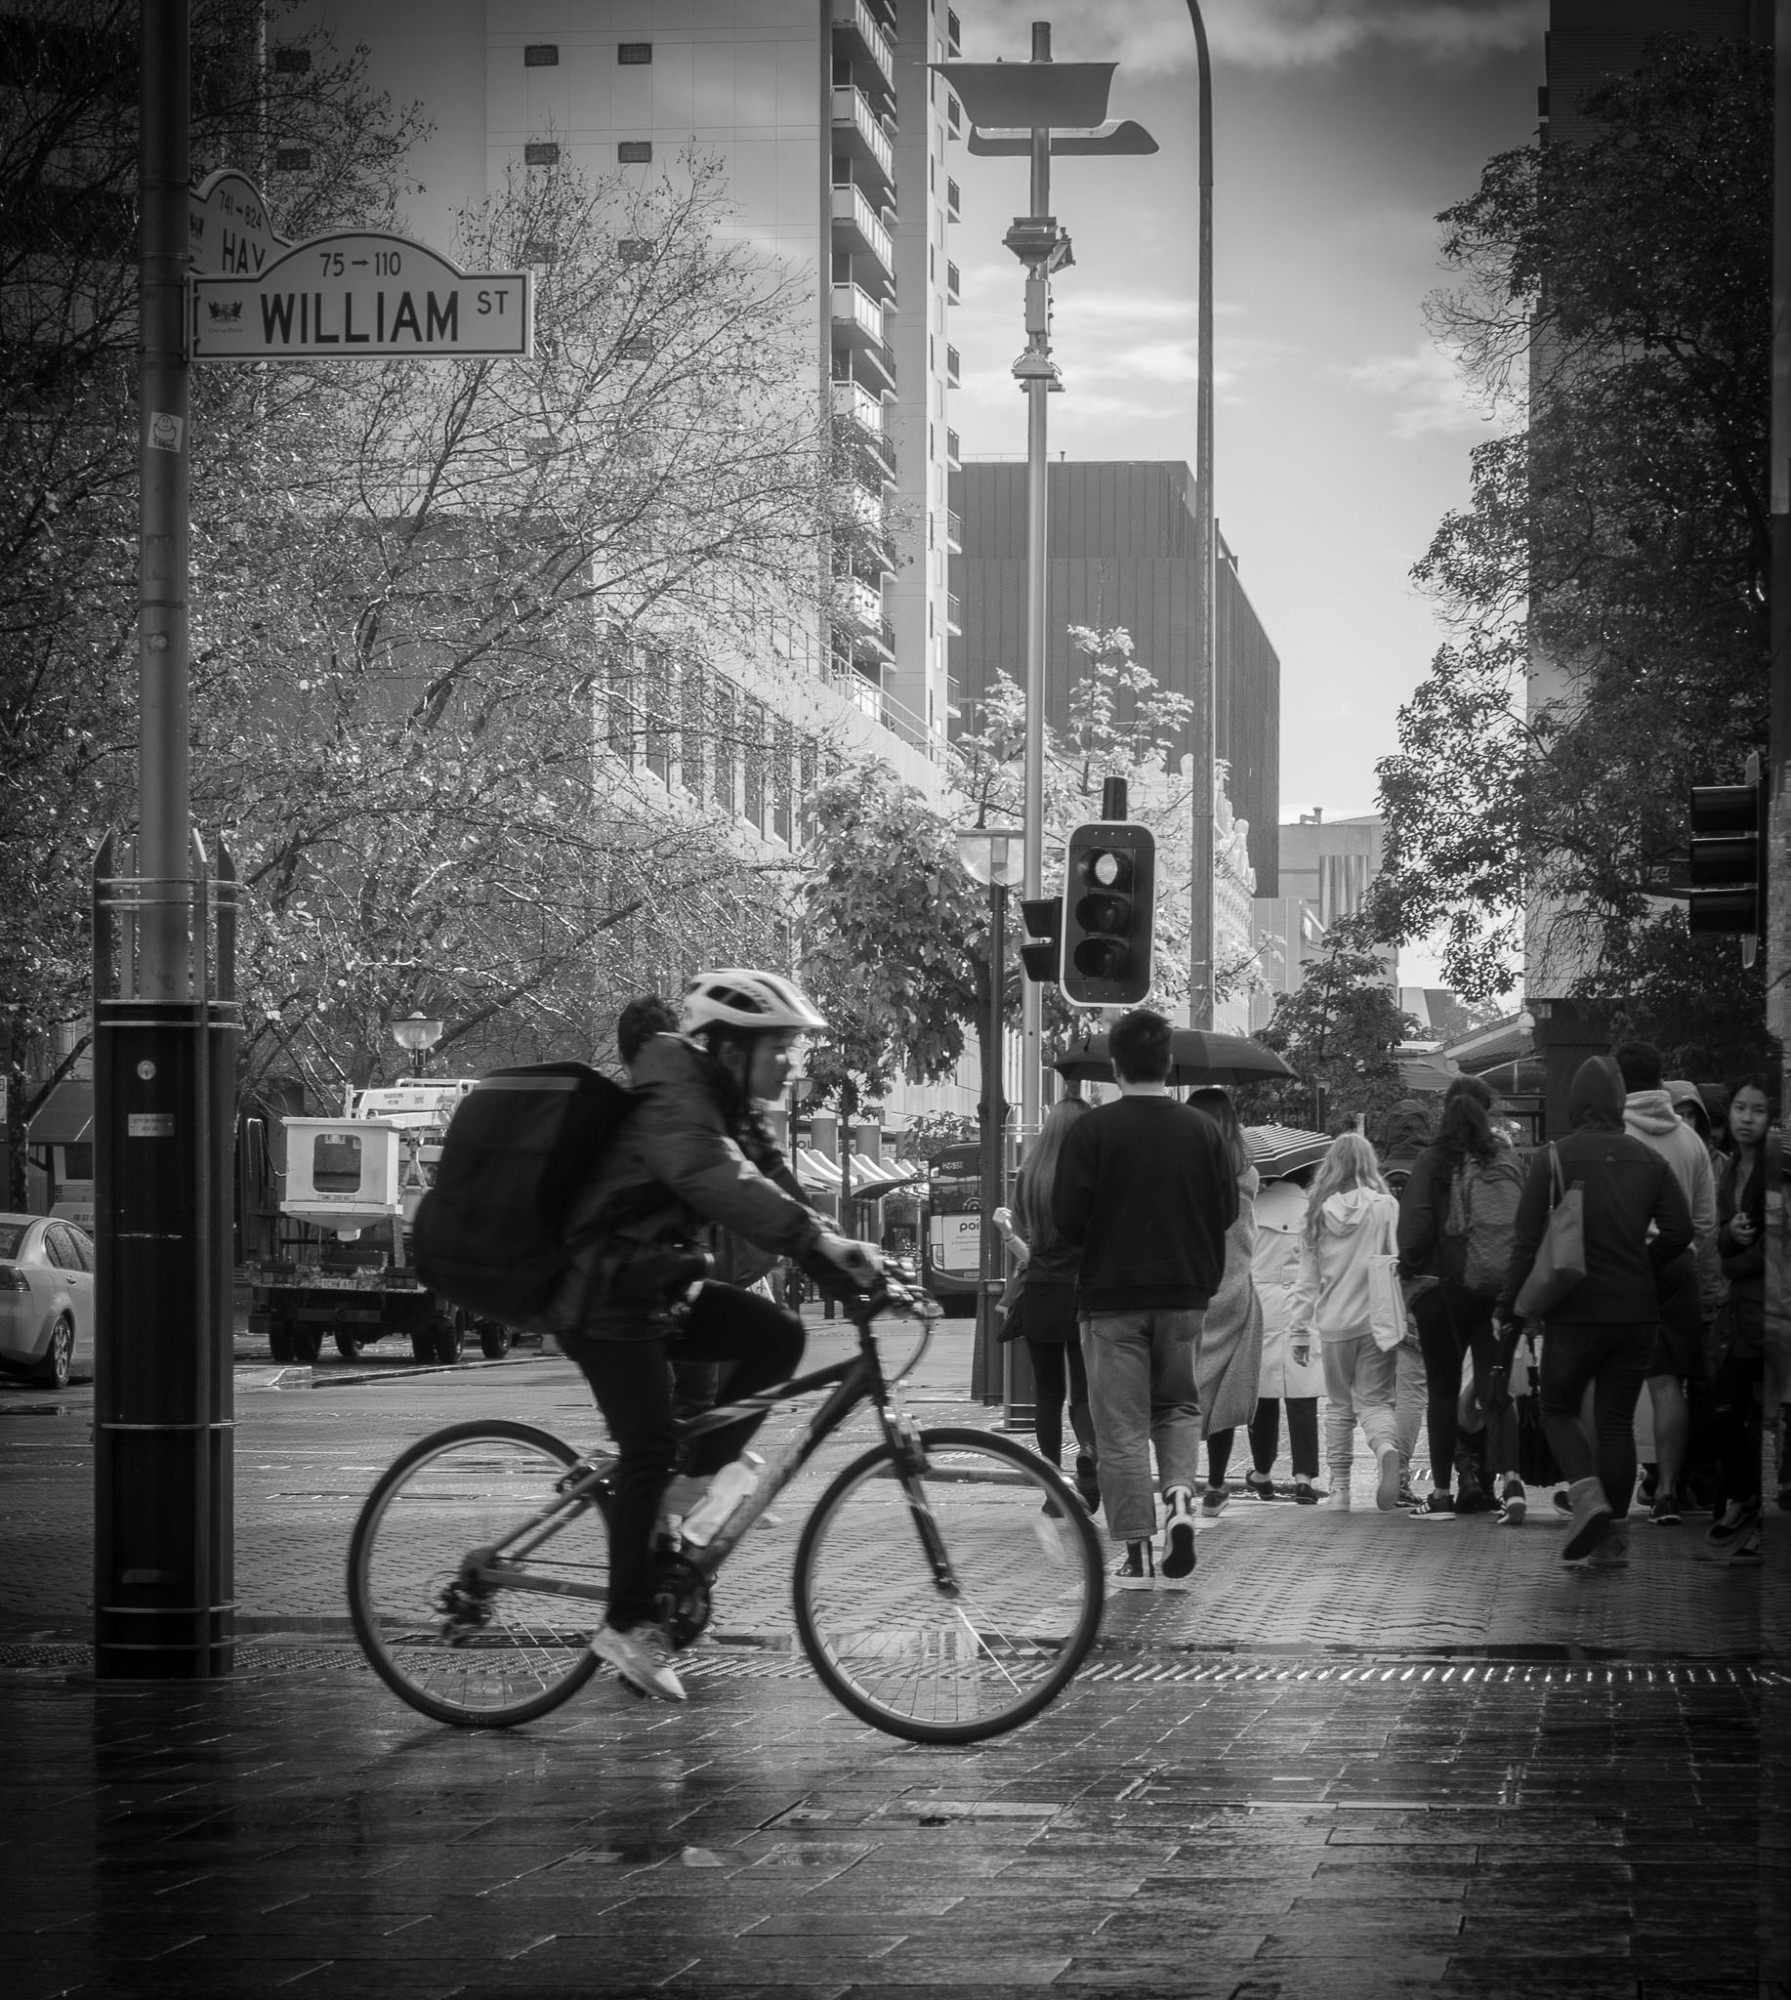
1243, 1124, 1333, 1179
1051, 1026, 1296, 1087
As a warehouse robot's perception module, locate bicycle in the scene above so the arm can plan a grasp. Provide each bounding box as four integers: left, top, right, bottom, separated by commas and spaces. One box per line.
346, 1271, 1105, 1743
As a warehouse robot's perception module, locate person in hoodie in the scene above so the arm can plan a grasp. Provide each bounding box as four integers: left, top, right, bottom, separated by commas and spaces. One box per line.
1614, 1042, 1717, 1526
1374, 1098, 1435, 1507
1289, 1132, 1405, 1512
1495, 1055, 1693, 1567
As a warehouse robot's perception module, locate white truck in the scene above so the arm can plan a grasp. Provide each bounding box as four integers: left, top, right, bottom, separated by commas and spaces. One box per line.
245, 1080, 516, 1366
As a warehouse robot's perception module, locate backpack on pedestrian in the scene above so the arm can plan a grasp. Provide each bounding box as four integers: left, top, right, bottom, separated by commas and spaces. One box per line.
1445, 1153, 1525, 1301
413, 1063, 637, 1335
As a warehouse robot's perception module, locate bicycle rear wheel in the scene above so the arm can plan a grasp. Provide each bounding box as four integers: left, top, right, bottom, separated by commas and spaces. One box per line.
347, 1419, 608, 1727
792, 1426, 1104, 1743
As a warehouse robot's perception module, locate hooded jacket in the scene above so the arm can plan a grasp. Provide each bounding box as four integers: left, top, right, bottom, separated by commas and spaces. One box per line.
1289, 1184, 1400, 1343
1623, 1088, 1717, 1248
1499, 1056, 1693, 1326
1376, 1099, 1434, 1191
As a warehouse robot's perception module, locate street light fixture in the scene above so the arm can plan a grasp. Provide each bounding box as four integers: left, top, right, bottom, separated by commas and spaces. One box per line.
390, 1012, 445, 1077
934, 24, 1156, 1156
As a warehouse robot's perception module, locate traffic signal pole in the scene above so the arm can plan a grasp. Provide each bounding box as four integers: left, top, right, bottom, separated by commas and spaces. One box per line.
1772, 3, 1791, 1098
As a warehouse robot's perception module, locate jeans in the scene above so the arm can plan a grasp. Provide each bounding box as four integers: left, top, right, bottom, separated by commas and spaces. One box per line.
1413, 1280, 1518, 1487
1394, 1336, 1427, 1471
1249, 1395, 1319, 1481
1321, 1332, 1398, 1478
563, 1282, 804, 1631
1080, 1308, 1204, 1542
1539, 1319, 1652, 1514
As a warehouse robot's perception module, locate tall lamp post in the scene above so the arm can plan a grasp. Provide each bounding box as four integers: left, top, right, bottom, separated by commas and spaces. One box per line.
935, 28, 1155, 1155
957, 825, 1024, 1419
1185, 1, 1217, 1030
390, 1012, 444, 1078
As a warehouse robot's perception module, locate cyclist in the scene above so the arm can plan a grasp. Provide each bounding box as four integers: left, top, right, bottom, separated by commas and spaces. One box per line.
561, 969, 879, 1703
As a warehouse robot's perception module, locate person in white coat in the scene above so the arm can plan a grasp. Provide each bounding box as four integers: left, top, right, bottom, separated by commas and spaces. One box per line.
1244, 1167, 1327, 1502
1290, 1132, 1405, 1512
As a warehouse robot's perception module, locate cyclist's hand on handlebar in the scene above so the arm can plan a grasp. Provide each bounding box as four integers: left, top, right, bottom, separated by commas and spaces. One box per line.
815, 1233, 882, 1287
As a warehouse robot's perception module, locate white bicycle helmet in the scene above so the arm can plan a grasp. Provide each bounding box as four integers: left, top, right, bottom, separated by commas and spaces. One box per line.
680, 969, 827, 1036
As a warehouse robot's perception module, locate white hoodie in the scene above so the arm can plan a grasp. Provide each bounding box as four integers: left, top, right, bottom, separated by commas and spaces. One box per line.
1289, 1186, 1399, 1343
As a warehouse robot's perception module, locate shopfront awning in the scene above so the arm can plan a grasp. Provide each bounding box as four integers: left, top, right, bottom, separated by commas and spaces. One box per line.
25, 1079, 94, 1147
795, 1147, 844, 1192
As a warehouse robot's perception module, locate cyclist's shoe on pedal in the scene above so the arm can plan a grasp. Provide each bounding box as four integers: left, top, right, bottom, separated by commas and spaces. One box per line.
1161, 1488, 1199, 1578
1113, 1540, 1157, 1589
592, 1621, 686, 1703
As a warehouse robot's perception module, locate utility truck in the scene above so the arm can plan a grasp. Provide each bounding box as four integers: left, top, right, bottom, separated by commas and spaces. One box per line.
245, 1080, 516, 1365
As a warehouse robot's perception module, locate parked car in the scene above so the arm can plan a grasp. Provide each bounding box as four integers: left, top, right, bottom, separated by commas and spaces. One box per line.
0, 1214, 95, 1388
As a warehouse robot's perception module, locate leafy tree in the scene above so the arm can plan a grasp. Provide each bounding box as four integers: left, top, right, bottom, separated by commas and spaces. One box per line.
1365, 35, 1770, 1060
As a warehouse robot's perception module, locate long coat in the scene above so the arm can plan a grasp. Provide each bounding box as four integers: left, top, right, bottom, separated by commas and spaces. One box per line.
1252, 1177, 1326, 1401
1197, 1165, 1266, 1435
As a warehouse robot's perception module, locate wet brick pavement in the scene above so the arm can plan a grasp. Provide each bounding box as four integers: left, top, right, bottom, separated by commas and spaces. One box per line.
3, 1315, 1789, 1994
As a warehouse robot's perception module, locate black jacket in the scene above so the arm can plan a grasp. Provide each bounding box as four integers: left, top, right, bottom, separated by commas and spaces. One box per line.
1052, 1094, 1239, 1313
1498, 1056, 1693, 1325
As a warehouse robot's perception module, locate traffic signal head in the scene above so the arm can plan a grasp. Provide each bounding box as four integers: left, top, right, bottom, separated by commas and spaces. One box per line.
1062, 821, 1156, 1007
1018, 896, 1063, 984
1687, 754, 1765, 965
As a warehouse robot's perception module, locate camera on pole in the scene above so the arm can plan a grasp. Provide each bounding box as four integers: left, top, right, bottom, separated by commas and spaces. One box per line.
1687, 751, 1766, 969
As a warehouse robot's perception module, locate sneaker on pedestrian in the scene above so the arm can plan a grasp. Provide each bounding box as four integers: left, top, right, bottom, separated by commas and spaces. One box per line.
1374, 1445, 1402, 1511
1649, 1489, 1684, 1527
1292, 1477, 1325, 1505
1637, 1464, 1659, 1509
1551, 1487, 1573, 1517
1200, 1482, 1229, 1518
1418, 1488, 1456, 1516
1113, 1539, 1158, 1589
1498, 1477, 1527, 1527
1703, 1499, 1761, 1557
1455, 1466, 1493, 1514
592, 1621, 686, 1703
1074, 1452, 1101, 1515
1324, 1472, 1352, 1511
1561, 1475, 1616, 1562
1161, 1486, 1199, 1579
1396, 1477, 1418, 1509
1244, 1469, 1279, 1501
1583, 1521, 1630, 1568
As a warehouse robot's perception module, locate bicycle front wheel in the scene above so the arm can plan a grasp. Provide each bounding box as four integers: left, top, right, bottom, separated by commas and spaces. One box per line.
347, 1419, 609, 1727
793, 1426, 1104, 1743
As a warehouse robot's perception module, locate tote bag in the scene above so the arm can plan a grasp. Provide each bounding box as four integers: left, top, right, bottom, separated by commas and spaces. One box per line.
1513, 1144, 1586, 1319
1365, 1206, 1407, 1353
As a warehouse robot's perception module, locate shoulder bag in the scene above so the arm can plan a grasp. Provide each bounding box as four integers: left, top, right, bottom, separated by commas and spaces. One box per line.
1512, 1144, 1586, 1320
1365, 1203, 1407, 1353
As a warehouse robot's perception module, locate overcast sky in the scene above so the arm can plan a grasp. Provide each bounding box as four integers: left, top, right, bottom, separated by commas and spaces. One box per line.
948, 0, 1545, 939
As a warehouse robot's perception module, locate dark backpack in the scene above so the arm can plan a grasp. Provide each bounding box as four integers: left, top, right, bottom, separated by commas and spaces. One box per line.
1444, 1153, 1524, 1300
413, 1063, 635, 1335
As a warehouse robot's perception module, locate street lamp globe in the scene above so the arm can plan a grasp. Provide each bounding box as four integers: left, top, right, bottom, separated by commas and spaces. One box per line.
956, 825, 1025, 890
390, 1011, 445, 1076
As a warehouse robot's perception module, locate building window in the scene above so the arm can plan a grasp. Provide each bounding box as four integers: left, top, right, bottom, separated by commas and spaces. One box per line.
273, 46, 310, 73
617, 335, 654, 361
681, 666, 706, 799
525, 142, 560, 166
618, 41, 652, 63
712, 682, 737, 813
772, 720, 794, 845
618, 140, 652, 163
743, 699, 768, 828
524, 44, 559, 66
274, 148, 311, 172
644, 649, 673, 785
618, 238, 652, 263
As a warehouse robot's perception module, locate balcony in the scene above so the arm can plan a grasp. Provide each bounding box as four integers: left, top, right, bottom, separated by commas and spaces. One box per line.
840, 575, 882, 630
946, 426, 961, 468
946, 592, 963, 635
946, 508, 962, 551
946, 259, 960, 304
831, 179, 894, 280
831, 279, 889, 349
831, 0, 894, 95
945, 342, 961, 386
947, 176, 961, 223
832, 84, 894, 185
832, 376, 886, 434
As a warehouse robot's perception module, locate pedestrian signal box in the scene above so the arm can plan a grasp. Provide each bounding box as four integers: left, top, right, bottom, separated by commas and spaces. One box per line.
1688, 752, 1766, 968
1062, 822, 1156, 1008
1019, 895, 1063, 984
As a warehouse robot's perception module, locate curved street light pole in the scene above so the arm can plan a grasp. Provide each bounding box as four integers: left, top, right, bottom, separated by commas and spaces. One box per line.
1187, 0, 1216, 1030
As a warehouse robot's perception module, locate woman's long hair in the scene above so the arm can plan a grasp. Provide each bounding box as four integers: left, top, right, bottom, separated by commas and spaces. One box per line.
1303, 1131, 1389, 1245
1015, 1098, 1089, 1256
1188, 1085, 1251, 1180
1434, 1072, 1500, 1171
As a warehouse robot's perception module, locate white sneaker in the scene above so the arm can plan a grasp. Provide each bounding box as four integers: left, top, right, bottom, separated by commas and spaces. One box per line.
1324, 1481, 1352, 1512
1375, 1445, 1403, 1511
592, 1622, 686, 1702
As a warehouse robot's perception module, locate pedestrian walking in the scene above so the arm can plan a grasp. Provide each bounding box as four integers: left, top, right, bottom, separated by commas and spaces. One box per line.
1054, 1008, 1240, 1586
1375, 1101, 1435, 1507
992, 1097, 1101, 1513
1494, 1055, 1693, 1568
1396, 1073, 1527, 1520
560, 969, 880, 1702
1244, 1166, 1327, 1501
1289, 1132, 1405, 1512
1703, 1076, 1770, 1562
1187, 1087, 1265, 1516
1616, 1041, 1718, 1526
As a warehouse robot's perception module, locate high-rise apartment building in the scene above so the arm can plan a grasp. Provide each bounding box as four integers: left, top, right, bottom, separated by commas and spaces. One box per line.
297, 0, 963, 756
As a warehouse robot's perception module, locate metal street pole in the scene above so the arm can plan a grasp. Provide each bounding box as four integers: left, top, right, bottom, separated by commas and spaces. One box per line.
1021, 23, 1053, 1151
1186, 0, 1216, 1030
1771, 1, 1790, 1120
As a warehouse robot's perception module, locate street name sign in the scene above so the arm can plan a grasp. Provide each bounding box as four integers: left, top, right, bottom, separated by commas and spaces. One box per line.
190, 231, 533, 361
187, 168, 287, 277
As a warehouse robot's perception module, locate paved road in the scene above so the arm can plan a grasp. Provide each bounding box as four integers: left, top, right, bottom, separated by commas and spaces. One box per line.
3, 1316, 1787, 1996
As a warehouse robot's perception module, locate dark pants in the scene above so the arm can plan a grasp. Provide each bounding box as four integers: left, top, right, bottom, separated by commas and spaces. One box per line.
1709, 1349, 1764, 1515
1414, 1279, 1518, 1487
1248, 1395, 1319, 1480
1025, 1335, 1094, 1467
564, 1283, 804, 1631
1539, 1319, 1653, 1514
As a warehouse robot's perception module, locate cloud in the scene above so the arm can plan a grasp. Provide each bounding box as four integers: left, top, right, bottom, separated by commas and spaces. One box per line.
959, 0, 1545, 77
1333, 340, 1508, 440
